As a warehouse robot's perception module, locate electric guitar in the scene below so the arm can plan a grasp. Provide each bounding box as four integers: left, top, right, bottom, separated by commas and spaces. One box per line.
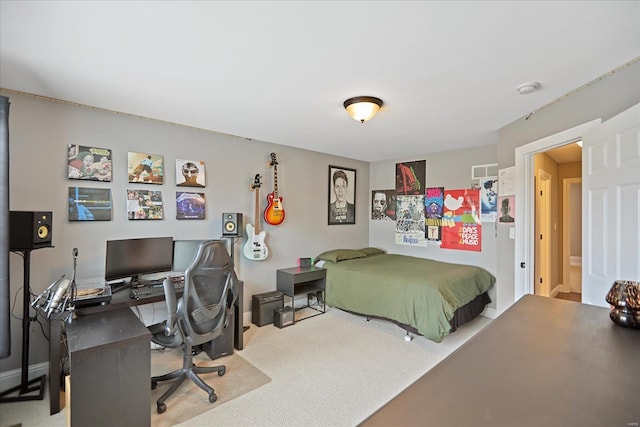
264, 152, 285, 225
243, 174, 269, 261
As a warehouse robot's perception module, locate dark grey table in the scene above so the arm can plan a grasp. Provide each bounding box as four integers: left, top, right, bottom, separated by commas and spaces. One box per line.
361, 294, 640, 427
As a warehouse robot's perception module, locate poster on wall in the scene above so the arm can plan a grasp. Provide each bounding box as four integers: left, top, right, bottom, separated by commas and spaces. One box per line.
395, 195, 426, 246
128, 152, 164, 184
480, 178, 498, 222
67, 145, 112, 181
425, 187, 444, 243
498, 195, 515, 223
440, 189, 482, 251
395, 160, 425, 195
126, 189, 164, 220
176, 159, 206, 187
68, 187, 112, 221
176, 191, 206, 219
371, 189, 396, 220
328, 165, 356, 225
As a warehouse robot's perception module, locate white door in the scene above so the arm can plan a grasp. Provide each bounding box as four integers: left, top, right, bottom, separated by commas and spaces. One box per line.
582, 103, 640, 307
535, 170, 552, 296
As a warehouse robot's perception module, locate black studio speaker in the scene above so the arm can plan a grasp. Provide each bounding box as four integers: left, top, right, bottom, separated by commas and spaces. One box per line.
222, 213, 243, 237
9, 211, 53, 250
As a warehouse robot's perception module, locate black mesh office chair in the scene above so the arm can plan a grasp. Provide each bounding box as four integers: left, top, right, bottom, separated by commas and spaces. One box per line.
148, 240, 238, 414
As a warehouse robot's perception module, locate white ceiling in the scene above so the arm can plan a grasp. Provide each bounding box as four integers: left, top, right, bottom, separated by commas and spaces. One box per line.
1, 1, 639, 162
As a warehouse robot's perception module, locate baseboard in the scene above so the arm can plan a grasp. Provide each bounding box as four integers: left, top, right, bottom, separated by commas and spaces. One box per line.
481, 307, 498, 319
0, 361, 49, 391
550, 284, 562, 298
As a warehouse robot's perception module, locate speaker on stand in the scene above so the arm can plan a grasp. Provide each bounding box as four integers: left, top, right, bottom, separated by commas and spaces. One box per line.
0, 211, 53, 403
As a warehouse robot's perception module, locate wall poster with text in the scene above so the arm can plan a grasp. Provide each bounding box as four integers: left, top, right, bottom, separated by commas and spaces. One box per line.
425, 187, 444, 243
68, 145, 112, 181
68, 187, 112, 221
440, 189, 482, 251
395, 194, 426, 246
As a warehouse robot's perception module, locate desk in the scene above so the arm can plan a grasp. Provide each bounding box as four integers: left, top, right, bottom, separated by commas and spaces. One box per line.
48, 279, 244, 415
65, 308, 150, 427
361, 295, 640, 427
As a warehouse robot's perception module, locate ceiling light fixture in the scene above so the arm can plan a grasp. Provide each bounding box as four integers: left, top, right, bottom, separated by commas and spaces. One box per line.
343, 96, 383, 123
516, 81, 541, 95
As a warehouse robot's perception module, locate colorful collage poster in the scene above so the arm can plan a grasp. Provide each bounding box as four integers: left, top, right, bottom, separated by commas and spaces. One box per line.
395, 160, 426, 195
176, 192, 206, 219
68, 187, 112, 221
128, 152, 164, 184
126, 189, 164, 220
395, 195, 425, 246
440, 189, 482, 251
68, 145, 112, 181
425, 187, 444, 243
371, 189, 396, 220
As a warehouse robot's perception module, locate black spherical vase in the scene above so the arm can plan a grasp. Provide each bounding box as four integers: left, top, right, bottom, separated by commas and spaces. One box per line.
605, 280, 640, 329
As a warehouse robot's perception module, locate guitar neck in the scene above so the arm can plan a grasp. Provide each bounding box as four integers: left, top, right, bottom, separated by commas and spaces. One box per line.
273, 165, 279, 198
254, 188, 261, 233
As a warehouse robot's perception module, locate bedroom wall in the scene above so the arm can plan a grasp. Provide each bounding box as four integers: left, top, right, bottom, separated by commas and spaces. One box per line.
0, 90, 370, 373
495, 59, 640, 314
369, 145, 499, 312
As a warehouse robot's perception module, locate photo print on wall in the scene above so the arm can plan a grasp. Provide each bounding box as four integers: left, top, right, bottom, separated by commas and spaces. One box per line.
128, 152, 164, 184
371, 189, 396, 220
176, 159, 206, 188
127, 189, 164, 220
328, 165, 356, 225
68, 187, 112, 221
176, 191, 206, 219
68, 144, 112, 181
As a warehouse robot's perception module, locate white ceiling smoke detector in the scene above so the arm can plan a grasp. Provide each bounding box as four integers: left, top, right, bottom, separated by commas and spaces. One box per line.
517, 81, 541, 95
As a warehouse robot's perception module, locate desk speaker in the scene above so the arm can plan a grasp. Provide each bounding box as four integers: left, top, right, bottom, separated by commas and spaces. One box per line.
222, 213, 243, 237
10, 211, 53, 250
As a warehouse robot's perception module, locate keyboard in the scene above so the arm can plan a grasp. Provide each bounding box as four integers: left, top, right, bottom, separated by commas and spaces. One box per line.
130, 279, 184, 300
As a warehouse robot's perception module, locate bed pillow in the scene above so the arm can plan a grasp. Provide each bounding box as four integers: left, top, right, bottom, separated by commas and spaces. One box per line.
316, 249, 367, 263
358, 247, 386, 256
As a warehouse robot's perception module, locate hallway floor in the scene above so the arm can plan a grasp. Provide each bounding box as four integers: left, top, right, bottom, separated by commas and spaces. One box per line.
555, 292, 582, 302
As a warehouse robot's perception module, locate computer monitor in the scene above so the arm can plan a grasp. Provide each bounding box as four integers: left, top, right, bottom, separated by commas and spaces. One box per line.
105, 237, 173, 285
172, 240, 207, 273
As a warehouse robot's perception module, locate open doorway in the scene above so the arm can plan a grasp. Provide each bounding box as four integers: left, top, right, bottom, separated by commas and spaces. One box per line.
533, 144, 582, 301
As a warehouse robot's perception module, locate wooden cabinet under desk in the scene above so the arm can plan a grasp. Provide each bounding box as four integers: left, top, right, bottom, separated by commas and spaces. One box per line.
65, 308, 151, 427
276, 266, 326, 322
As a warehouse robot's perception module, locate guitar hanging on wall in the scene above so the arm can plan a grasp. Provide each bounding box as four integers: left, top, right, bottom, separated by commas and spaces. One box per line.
243, 174, 269, 261
264, 152, 285, 225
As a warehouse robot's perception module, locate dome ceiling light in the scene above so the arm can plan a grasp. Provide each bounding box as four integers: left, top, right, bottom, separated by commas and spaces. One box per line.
343, 96, 383, 123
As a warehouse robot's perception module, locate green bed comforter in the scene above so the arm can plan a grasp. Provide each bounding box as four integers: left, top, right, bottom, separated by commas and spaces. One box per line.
323, 254, 495, 342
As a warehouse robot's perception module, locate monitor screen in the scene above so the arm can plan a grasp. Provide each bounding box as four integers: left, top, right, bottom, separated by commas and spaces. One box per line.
105, 237, 174, 283
172, 240, 207, 273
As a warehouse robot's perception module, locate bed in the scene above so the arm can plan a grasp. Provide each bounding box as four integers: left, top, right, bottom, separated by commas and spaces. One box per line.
315, 248, 495, 343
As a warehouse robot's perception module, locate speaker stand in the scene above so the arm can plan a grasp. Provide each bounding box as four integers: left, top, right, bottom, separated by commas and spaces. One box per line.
0, 249, 46, 403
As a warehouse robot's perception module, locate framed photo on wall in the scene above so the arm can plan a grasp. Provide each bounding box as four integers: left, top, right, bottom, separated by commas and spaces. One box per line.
67, 144, 112, 181
328, 165, 356, 225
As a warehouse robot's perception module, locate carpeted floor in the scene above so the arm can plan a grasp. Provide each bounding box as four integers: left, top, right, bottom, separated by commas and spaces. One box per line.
0, 307, 492, 427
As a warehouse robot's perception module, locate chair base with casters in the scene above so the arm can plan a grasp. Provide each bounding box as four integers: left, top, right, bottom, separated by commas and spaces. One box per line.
149, 323, 226, 414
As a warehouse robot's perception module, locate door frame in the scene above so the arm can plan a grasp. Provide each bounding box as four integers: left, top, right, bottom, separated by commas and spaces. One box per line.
514, 119, 600, 300
562, 177, 582, 294
535, 169, 552, 296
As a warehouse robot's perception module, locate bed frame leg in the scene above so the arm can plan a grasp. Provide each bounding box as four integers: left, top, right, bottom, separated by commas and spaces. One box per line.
404, 331, 413, 342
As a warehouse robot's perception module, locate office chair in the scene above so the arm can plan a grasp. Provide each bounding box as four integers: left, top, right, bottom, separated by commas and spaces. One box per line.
148, 240, 238, 414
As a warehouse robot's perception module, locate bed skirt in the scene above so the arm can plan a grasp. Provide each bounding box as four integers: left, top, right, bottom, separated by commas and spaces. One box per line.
342, 291, 491, 337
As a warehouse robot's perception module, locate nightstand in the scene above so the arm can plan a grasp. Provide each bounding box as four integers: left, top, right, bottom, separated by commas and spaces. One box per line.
276, 266, 326, 322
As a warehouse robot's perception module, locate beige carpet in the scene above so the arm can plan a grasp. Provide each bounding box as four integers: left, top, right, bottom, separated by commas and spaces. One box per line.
150, 348, 271, 427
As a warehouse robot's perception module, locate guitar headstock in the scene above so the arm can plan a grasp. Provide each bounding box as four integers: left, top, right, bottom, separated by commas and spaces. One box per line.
269, 152, 278, 167
251, 173, 262, 189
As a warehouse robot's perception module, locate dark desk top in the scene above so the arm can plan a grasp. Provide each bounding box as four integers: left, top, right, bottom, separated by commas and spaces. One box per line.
73, 285, 182, 316
66, 308, 150, 354
361, 295, 640, 427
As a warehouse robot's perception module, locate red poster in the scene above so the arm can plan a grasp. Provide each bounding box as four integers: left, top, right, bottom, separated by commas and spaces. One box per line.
440, 189, 482, 251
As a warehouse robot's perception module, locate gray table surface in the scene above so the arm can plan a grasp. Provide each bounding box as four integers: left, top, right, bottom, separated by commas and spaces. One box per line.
361, 294, 640, 427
